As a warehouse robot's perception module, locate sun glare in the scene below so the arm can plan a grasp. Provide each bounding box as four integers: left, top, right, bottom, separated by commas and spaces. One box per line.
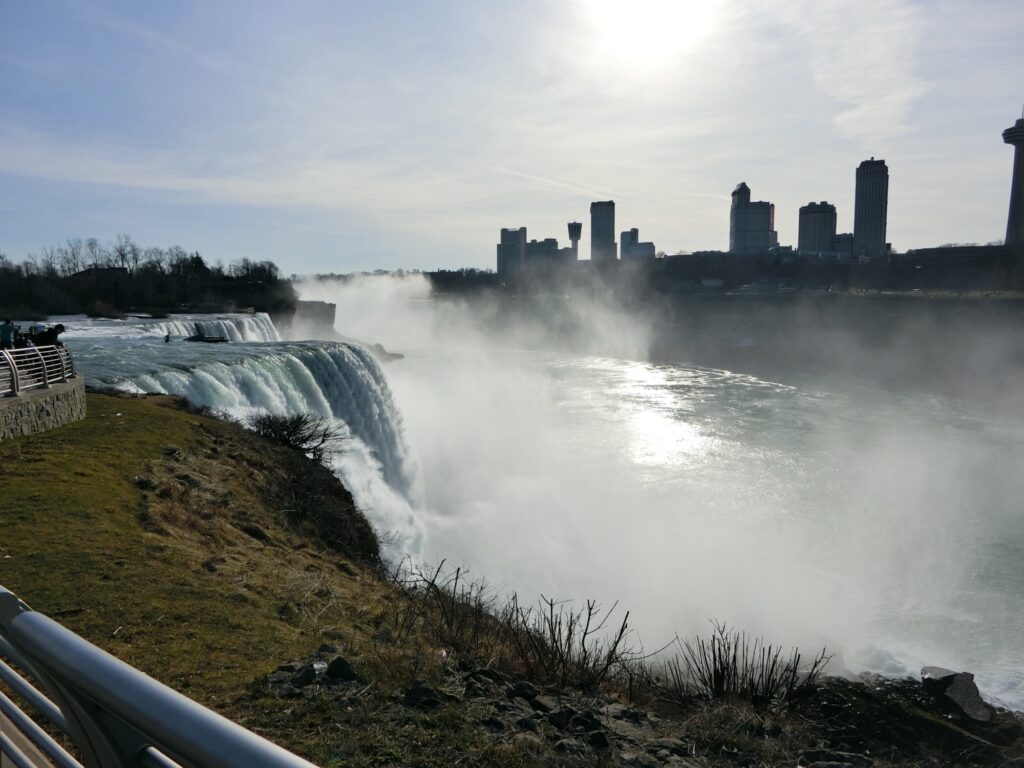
579, 0, 719, 73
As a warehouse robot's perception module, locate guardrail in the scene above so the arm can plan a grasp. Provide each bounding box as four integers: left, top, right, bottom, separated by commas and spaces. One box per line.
0, 587, 318, 768
0, 347, 75, 398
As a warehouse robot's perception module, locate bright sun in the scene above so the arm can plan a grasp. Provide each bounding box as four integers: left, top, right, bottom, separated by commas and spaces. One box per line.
580, 0, 719, 73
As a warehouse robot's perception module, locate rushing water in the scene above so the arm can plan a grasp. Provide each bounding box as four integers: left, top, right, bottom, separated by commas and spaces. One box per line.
63, 306, 1024, 711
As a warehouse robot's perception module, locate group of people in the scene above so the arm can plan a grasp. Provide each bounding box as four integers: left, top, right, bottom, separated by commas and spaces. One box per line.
0, 319, 66, 351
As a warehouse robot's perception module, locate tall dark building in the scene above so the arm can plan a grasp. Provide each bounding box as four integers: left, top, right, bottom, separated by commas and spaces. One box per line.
567, 221, 582, 258
496, 227, 526, 274
1004, 117, 1024, 246
798, 202, 837, 254
853, 158, 889, 260
729, 183, 777, 253
590, 201, 616, 262
620, 228, 638, 259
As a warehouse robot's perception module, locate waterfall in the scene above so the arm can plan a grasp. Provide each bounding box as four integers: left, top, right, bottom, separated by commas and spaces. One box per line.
152, 313, 280, 342
114, 342, 423, 555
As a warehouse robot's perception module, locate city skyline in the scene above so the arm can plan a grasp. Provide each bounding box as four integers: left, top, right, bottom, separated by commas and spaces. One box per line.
1, 1, 1022, 274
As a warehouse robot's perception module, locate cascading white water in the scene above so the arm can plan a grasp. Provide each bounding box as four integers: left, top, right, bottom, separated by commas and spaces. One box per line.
76, 332, 424, 556
59, 313, 280, 342
152, 314, 280, 342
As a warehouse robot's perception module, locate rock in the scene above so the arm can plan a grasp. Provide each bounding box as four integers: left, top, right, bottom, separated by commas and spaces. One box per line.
569, 709, 603, 733
275, 662, 299, 673
619, 752, 661, 768
402, 681, 457, 709
471, 667, 507, 684
325, 656, 358, 682
548, 706, 579, 730
797, 749, 872, 767
647, 738, 689, 756
510, 733, 544, 753
588, 730, 612, 749
531, 693, 557, 713
317, 643, 338, 654
554, 738, 586, 755
479, 716, 505, 733
921, 667, 993, 722
508, 680, 540, 700
291, 663, 318, 687
516, 715, 540, 732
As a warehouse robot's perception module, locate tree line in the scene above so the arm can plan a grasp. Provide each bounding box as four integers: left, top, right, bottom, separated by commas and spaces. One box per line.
0, 235, 296, 318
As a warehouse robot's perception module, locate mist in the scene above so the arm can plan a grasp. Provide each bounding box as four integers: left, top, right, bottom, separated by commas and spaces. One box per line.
295, 274, 1024, 709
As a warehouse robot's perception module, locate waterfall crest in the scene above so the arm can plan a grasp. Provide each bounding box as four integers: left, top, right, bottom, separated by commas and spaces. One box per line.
117, 341, 423, 555
153, 313, 280, 342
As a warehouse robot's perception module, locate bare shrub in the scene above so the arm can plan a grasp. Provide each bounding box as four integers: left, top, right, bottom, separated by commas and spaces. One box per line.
498, 595, 633, 692
246, 412, 346, 464
379, 560, 636, 692
660, 622, 831, 709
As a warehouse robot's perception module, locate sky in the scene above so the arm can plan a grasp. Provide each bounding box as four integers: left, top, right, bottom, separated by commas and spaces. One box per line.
1, 0, 1022, 274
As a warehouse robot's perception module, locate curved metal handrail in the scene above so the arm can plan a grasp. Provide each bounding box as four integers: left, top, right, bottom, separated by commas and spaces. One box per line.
0, 346, 75, 397
0, 587, 318, 768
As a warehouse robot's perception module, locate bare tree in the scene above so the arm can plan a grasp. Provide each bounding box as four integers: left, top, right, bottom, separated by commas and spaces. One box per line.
56, 238, 83, 277
111, 234, 135, 271
85, 237, 107, 268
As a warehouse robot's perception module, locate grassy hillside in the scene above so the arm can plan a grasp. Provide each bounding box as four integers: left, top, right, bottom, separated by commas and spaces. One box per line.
1, 393, 1020, 768
0, 393, 383, 704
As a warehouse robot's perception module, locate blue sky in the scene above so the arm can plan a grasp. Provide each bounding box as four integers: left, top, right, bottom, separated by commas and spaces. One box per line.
1, 0, 1022, 273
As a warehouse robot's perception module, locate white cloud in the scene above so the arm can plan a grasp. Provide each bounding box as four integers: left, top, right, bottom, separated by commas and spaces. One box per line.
767, 0, 933, 144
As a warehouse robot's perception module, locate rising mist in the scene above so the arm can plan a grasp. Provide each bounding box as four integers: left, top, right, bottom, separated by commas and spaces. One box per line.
295, 274, 1024, 709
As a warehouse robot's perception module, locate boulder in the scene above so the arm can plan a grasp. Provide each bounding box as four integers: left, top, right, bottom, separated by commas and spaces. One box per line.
507, 680, 540, 701
402, 680, 458, 709
921, 667, 993, 722
646, 737, 688, 756
554, 738, 586, 755
325, 656, 359, 682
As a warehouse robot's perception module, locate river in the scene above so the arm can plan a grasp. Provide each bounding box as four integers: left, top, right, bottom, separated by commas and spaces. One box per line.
61, 284, 1024, 711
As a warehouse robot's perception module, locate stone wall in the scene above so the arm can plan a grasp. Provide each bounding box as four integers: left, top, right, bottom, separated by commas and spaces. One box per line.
0, 378, 86, 441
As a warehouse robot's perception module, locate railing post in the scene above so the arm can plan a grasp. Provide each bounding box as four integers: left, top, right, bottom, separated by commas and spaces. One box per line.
58, 348, 69, 383
34, 348, 49, 389
1, 351, 18, 397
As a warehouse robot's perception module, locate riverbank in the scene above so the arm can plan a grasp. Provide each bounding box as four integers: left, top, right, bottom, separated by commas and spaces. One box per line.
0, 393, 1021, 766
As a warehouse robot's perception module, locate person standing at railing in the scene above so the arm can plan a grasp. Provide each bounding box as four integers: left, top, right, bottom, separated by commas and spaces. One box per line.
31, 323, 65, 347
0, 319, 15, 350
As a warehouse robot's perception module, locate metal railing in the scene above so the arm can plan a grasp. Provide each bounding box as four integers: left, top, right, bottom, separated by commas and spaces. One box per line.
0, 587, 318, 768
0, 347, 75, 398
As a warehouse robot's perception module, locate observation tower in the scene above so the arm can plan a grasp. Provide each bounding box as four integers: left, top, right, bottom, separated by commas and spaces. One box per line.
1004, 114, 1024, 247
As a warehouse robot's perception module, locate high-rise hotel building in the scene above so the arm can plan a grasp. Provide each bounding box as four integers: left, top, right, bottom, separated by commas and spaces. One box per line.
853, 158, 889, 260
729, 183, 777, 253
590, 201, 616, 262
798, 202, 837, 254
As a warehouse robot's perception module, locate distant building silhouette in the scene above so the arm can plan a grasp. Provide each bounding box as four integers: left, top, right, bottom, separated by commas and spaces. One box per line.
621, 228, 637, 260
729, 183, 777, 253
1004, 117, 1024, 246
590, 201, 616, 261
568, 221, 582, 259
496, 227, 526, 274
798, 202, 837, 255
832, 233, 854, 260
526, 238, 560, 264
853, 158, 889, 260
621, 227, 656, 260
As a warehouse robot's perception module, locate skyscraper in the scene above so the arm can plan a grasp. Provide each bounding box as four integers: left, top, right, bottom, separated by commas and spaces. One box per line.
1003, 117, 1024, 246
620, 228, 638, 260
798, 202, 837, 254
496, 227, 526, 274
853, 158, 889, 260
729, 183, 777, 253
590, 201, 616, 262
